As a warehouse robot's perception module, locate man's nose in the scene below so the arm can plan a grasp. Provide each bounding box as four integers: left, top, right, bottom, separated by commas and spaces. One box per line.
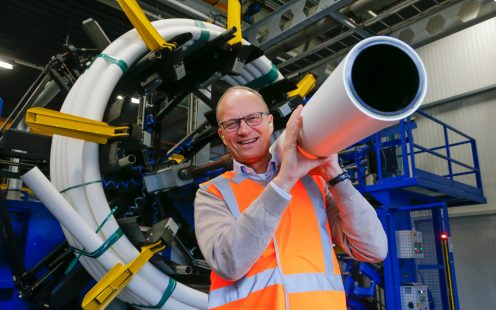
237, 119, 251, 133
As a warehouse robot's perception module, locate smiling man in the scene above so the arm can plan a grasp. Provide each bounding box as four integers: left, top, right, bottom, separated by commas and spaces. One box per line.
194, 86, 387, 310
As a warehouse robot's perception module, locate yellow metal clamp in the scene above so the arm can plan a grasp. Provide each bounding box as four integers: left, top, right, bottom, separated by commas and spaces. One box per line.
227, 0, 243, 45
287, 73, 317, 99
204, 0, 228, 12
169, 153, 185, 164
25, 107, 128, 144
117, 0, 176, 51
82, 241, 165, 310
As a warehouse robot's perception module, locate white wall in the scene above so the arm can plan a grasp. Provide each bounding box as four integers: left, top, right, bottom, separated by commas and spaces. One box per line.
416, 17, 496, 105
450, 213, 496, 310
409, 15, 496, 310
415, 89, 495, 216
411, 16, 496, 216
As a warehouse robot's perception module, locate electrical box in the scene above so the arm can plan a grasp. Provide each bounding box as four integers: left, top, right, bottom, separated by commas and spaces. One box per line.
396, 230, 424, 259
400, 284, 429, 310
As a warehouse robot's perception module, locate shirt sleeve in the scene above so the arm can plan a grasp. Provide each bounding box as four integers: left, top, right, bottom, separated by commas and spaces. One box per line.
325, 179, 388, 262
194, 181, 291, 281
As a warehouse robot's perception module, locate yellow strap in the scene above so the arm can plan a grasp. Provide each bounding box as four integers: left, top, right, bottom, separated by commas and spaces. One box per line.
287, 73, 317, 98
82, 241, 165, 310
117, 0, 175, 51
227, 0, 242, 45
25, 107, 128, 144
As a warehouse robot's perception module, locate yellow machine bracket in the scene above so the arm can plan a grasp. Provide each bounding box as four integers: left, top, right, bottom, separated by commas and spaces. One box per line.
204, 0, 228, 13
25, 107, 128, 144
227, 0, 243, 45
117, 0, 176, 51
82, 241, 165, 310
287, 73, 317, 99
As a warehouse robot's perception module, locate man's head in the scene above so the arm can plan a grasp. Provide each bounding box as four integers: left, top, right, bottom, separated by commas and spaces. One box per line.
216, 86, 274, 173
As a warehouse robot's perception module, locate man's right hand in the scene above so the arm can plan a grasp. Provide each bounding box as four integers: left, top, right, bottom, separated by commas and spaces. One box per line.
272, 105, 327, 193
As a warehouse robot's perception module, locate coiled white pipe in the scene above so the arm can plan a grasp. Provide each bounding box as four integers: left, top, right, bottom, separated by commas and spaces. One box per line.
45, 19, 282, 309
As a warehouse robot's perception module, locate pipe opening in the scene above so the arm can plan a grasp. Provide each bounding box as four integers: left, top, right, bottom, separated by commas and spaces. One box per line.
351, 44, 420, 114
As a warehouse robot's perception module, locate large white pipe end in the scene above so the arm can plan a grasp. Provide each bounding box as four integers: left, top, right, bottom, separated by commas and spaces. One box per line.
343, 35, 427, 122
273, 36, 427, 159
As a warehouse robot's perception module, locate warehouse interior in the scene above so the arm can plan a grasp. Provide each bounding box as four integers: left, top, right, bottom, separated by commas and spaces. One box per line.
0, 0, 495, 309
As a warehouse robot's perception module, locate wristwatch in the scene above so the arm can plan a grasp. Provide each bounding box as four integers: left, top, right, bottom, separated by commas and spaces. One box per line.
328, 170, 350, 187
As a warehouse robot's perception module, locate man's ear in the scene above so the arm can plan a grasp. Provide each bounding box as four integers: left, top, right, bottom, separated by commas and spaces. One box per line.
268, 114, 274, 132
218, 128, 226, 145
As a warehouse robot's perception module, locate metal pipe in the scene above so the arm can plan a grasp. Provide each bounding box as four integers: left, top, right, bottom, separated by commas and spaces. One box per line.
118, 154, 137, 168
341, 0, 400, 17
175, 265, 193, 275
271, 36, 427, 159
178, 154, 232, 180
264, 17, 337, 59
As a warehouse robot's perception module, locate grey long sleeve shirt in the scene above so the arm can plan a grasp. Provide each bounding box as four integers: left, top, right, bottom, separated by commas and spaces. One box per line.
194, 177, 388, 281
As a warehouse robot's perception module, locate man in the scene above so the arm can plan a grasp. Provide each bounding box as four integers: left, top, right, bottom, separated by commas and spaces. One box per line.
194, 86, 387, 310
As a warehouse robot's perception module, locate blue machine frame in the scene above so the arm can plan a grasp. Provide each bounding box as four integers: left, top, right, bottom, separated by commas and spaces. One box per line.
0, 199, 66, 309
341, 110, 485, 309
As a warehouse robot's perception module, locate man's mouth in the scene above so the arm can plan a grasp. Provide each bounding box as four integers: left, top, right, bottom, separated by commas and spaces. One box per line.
238, 138, 258, 145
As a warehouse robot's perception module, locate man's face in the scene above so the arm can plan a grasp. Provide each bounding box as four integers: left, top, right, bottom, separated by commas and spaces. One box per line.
217, 89, 274, 171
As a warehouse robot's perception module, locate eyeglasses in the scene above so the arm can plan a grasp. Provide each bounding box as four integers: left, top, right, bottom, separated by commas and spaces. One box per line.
220, 112, 269, 132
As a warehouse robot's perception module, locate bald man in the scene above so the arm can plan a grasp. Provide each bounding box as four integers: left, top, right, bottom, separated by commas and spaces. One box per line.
194, 86, 387, 310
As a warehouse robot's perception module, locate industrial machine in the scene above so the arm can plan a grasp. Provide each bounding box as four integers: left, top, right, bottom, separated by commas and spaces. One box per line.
400, 284, 429, 310
396, 230, 424, 259
0, 0, 486, 309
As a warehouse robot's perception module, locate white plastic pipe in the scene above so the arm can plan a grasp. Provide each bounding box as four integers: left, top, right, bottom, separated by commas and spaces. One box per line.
271, 36, 427, 159
20, 167, 173, 307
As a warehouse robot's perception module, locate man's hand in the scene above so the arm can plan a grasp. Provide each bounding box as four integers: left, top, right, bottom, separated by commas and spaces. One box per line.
273, 105, 329, 192
309, 153, 343, 182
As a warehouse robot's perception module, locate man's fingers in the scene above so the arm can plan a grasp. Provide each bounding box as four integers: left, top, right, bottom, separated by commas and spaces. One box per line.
285, 105, 303, 145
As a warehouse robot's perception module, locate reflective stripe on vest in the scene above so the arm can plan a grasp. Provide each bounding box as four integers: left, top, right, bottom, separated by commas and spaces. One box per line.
209, 267, 283, 308
300, 176, 335, 277
207, 174, 345, 309
211, 177, 241, 219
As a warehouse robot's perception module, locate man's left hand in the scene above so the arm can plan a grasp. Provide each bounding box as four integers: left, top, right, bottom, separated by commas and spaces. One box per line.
310, 153, 343, 182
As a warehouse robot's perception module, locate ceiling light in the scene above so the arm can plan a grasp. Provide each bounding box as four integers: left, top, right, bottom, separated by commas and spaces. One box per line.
368, 10, 377, 17
116, 95, 124, 100
131, 97, 140, 104
0, 60, 13, 70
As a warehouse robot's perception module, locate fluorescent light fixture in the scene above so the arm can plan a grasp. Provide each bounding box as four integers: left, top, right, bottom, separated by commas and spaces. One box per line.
116, 95, 124, 100
368, 10, 377, 17
0, 60, 13, 70
131, 97, 140, 104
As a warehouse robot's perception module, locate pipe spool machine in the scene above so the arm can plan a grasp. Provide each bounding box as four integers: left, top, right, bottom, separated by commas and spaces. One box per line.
16, 16, 427, 310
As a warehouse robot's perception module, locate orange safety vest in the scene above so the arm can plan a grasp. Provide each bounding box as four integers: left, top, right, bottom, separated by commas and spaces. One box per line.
201, 171, 346, 310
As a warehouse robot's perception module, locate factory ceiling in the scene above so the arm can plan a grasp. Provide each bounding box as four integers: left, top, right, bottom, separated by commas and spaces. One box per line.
0, 0, 495, 117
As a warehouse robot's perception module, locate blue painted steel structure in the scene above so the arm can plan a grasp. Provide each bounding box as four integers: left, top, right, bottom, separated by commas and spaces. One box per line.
342, 110, 485, 309
0, 199, 65, 309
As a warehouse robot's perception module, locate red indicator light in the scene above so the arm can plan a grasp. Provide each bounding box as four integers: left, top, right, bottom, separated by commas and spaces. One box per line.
441, 234, 448, 239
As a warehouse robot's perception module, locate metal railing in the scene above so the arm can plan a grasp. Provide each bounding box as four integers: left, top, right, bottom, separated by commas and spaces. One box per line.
343, 110, 483, 192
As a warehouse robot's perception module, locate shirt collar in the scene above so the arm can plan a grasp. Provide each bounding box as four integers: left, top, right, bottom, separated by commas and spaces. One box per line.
232, 155, 279, 182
